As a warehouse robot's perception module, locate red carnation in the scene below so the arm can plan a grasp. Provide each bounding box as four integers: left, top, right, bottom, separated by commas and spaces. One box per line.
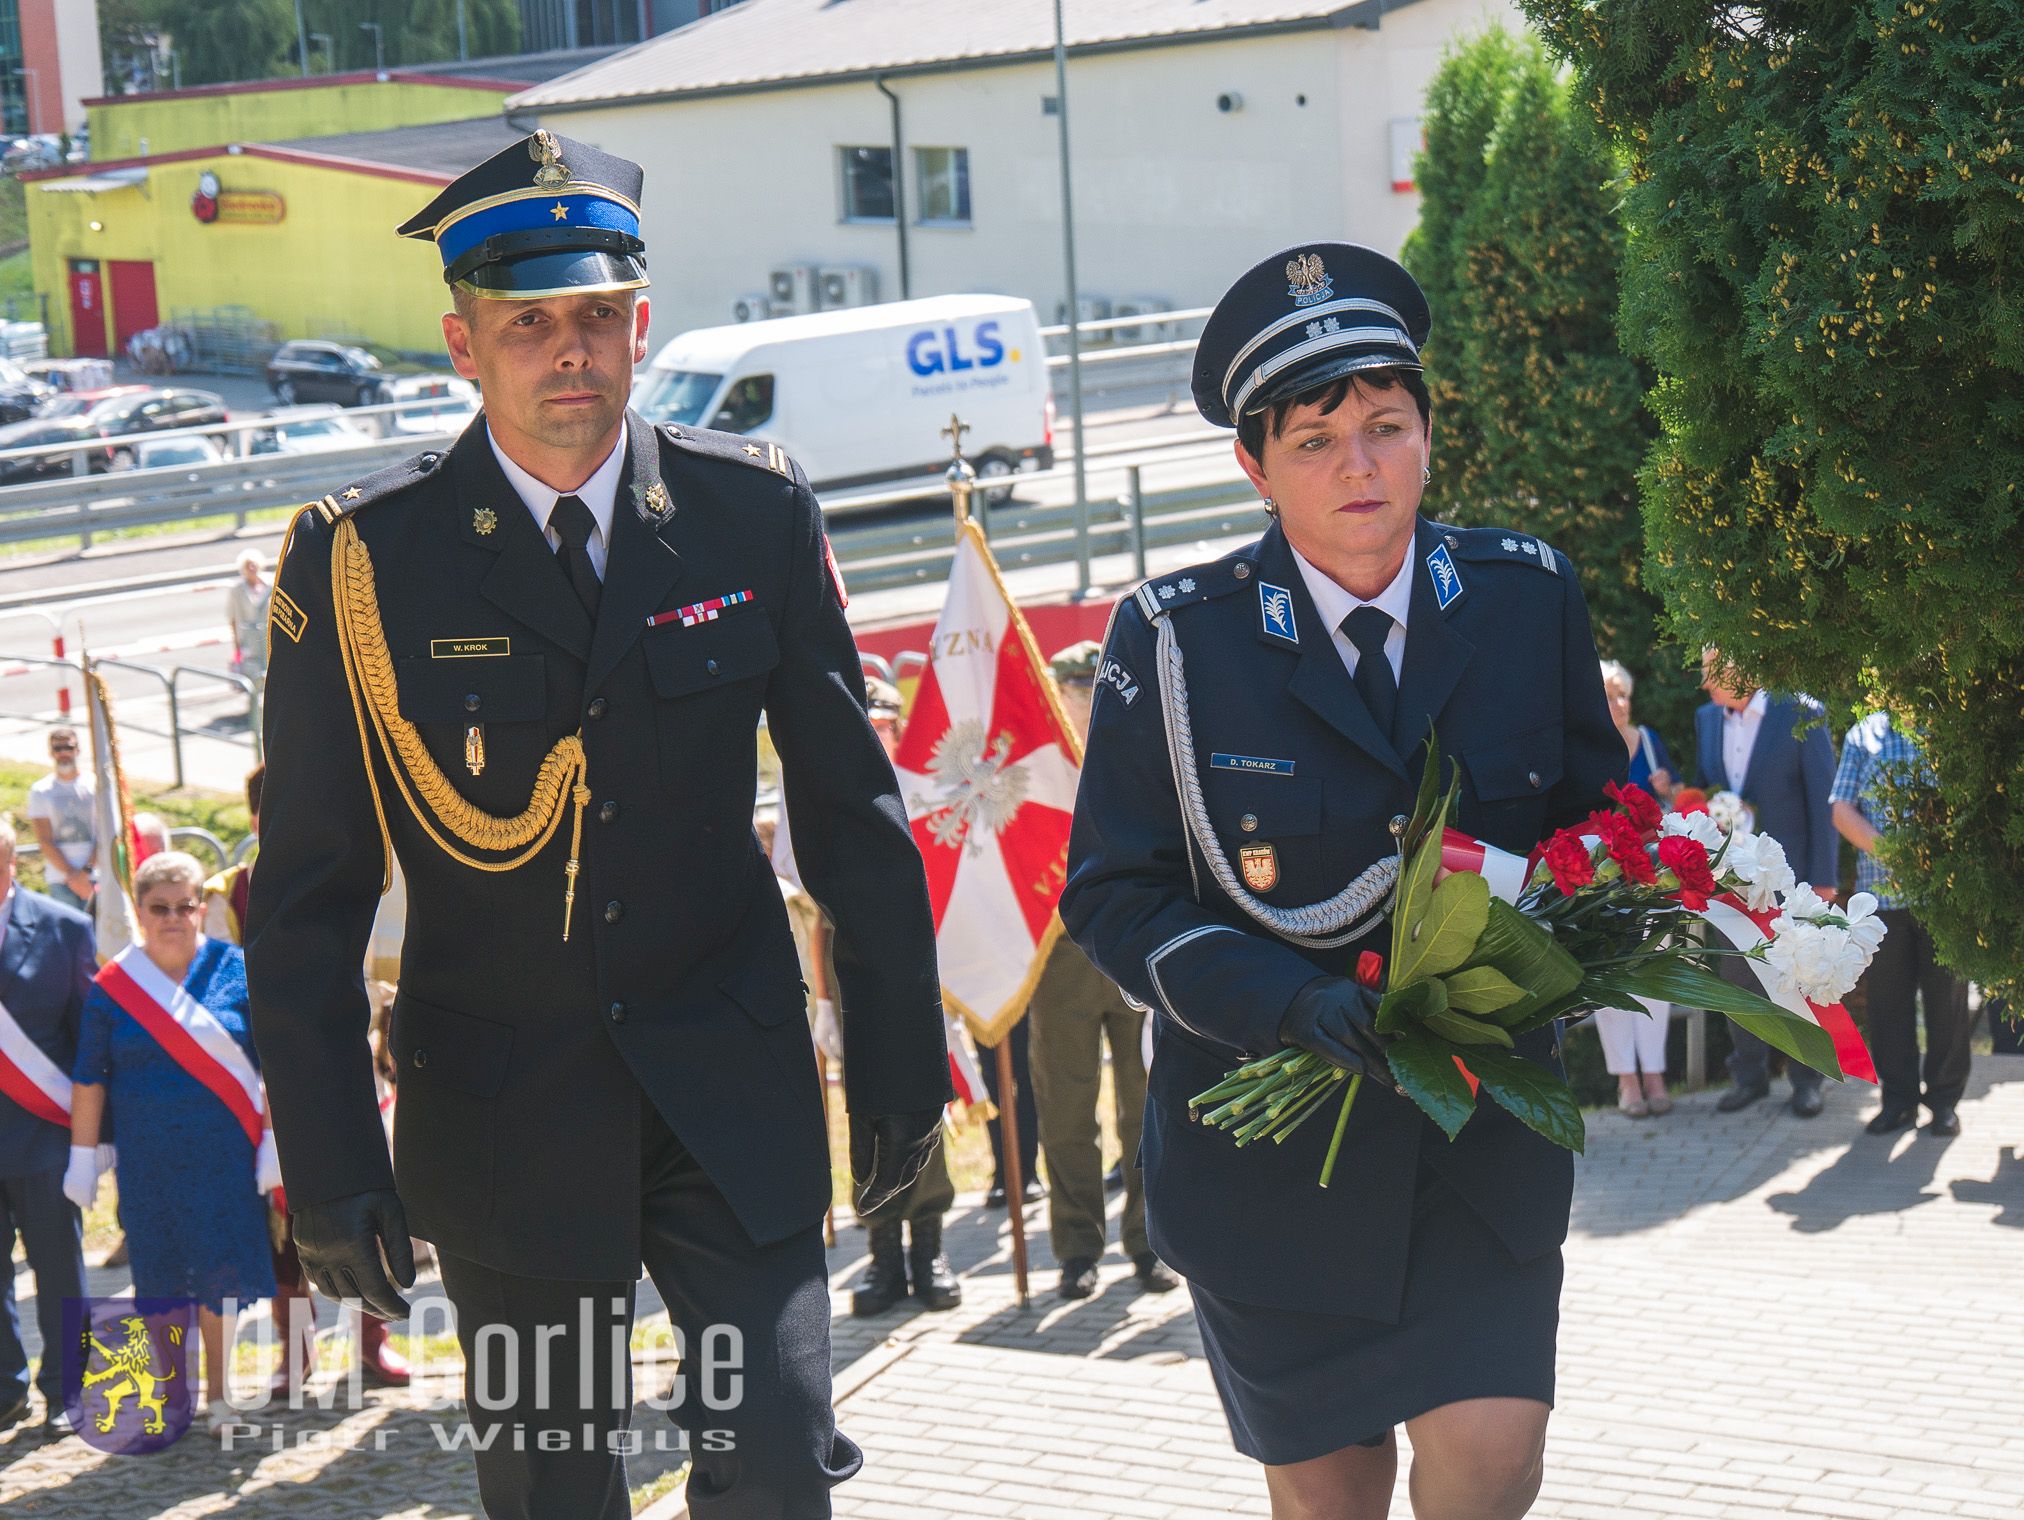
1657, 834, 1718, 910
1356, 951, 1385, 989
1605, 779, 1664, 836
1541, 830, 1596, 896
1597, 813, 1657, 885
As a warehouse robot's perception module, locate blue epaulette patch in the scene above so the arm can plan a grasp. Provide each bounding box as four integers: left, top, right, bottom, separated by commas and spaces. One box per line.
1133, 555, 1252, 621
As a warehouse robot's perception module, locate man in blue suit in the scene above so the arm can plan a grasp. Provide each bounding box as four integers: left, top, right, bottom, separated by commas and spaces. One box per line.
1695, 650, 1839, 1116
0, 820, 96, 1432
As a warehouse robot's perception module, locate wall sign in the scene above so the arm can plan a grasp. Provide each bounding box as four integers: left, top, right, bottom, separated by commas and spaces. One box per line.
192, 172, 286, 225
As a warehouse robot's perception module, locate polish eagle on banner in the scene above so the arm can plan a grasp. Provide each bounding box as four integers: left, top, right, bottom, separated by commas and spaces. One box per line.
893, 518, 1085, 1046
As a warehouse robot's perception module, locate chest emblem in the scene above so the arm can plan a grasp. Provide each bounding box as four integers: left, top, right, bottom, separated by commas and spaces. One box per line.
472, 506, 498, 536
1426, 541, 1464, 610
635, 480, 674, 525
1259, 582, 1299, 644
1240, 843, 1280, 893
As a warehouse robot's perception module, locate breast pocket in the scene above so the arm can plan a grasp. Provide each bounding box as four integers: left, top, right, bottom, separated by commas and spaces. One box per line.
643, 612, 779, 786
395, 654, 550, 805
1203, 771, 1322, 902
1459, 719, 1565, 844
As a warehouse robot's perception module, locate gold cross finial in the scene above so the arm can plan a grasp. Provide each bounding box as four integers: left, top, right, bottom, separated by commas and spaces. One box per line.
940, 413, 971, 465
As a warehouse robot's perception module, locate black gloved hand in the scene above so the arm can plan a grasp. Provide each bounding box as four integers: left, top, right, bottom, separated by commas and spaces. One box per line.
291, 1188, 416, 1322
1279, 977, 1394, 1087
850, 1108, 945, 1215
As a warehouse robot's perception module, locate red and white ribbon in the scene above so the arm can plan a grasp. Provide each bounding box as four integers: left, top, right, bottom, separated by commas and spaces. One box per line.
95, 944, 265, 1147
1440, 829, 1531, 904
1698, 893, 1877, 1085
0, 995, 71, 1127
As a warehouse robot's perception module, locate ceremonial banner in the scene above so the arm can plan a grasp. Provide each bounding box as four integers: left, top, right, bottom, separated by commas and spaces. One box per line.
84, 664, 140, 963
894, 518, 1084, 1046
0, 994, 71, 1126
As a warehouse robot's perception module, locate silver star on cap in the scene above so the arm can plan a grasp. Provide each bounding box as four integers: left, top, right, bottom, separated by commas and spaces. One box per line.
1179, 577, 1196, 593
1501, 537, 1519, 552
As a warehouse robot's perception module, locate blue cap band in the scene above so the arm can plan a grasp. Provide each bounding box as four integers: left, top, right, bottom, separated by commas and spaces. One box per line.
436, 192, 641, 272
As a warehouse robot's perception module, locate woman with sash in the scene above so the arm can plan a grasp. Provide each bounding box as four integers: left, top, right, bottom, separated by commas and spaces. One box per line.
65, 851, 279, 1438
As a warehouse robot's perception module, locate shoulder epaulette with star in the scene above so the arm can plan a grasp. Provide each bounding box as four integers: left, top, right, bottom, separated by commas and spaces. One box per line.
309, 448, 447, 524
661, 423, 799, 480
1132, 552, 1254, 620
1440, 522, 1560, 575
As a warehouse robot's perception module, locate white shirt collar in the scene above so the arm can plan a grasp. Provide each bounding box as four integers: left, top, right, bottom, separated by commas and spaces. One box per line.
1725, 690, 1768, 721
488, 420, 628, 578
1287, 539, 1414, 684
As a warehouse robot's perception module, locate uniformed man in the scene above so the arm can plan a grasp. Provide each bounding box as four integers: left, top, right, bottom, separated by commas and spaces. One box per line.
1060, 244, 1623, 1519
245, 132, 950, 1520
1027, 641, 1177, 1300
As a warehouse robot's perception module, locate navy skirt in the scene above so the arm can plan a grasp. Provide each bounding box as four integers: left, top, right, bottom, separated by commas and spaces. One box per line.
1188, 1160, 1562, 1466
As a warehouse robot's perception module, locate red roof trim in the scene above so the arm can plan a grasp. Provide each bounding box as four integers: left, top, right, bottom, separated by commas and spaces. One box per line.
20, 143, 454, 188
82, 71, 528, 108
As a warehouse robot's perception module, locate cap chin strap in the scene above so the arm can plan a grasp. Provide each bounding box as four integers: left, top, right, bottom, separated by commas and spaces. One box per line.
1147, 603, 1397, 946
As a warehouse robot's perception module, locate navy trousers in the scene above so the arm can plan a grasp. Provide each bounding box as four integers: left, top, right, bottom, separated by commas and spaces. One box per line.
0, 1167, 87, 1409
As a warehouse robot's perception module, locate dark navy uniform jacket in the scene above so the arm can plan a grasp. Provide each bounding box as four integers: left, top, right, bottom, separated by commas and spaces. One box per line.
246, 411, 950, 1283
0, 886, 95, 1177
1060, 515, 1622, 1318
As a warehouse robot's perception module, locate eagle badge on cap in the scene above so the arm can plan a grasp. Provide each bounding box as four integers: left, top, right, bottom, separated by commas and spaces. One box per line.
529, 130, 570, 188
1286, 252, 1333, 308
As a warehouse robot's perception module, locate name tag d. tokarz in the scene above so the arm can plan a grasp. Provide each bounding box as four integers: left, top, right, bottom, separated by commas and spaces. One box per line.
1210, 753, 1297, 776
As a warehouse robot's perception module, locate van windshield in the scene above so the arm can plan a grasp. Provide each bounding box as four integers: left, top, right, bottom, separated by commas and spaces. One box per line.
634, 369, 724, 427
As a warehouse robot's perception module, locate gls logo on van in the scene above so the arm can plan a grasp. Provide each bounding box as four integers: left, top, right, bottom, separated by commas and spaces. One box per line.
906, 320, 1010, 377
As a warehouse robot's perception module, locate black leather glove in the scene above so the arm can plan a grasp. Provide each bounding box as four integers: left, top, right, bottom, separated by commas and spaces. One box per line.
850, 1108, 945, 1215
1279, 977, 1394, 1086
292, 1189, 416, 1322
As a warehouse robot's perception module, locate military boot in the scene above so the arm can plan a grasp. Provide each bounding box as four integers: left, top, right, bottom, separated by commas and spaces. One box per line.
907, 1215, 962, 1311
851, 1222, 909, 1317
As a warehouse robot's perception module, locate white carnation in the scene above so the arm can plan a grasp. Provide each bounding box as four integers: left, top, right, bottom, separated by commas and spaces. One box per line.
1761, 921, 1870, 1005
1841, 892, 1889, 960
1661, 810, 1726, 853
1707, 790, 1756, 835
1722, 831, 1796, 910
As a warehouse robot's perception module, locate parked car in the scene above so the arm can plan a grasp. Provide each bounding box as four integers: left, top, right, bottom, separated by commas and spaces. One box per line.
248, 404, 374, 456
127, 435, 226, 471
0, 357, 56, 424
265, 339, 463, 408
25, 357, 117, 396
78, 387, 230, 465
0, 416, 115, 483
37, 384, 152, 421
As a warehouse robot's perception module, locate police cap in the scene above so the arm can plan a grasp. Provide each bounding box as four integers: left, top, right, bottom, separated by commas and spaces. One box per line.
1192, 243, 1429, 429
865, 677, 904, 718
397, 130, 647, 300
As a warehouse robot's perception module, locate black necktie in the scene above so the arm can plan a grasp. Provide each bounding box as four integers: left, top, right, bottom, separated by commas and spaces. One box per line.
551, 494, 601, 619
1342, 606, 1398, 743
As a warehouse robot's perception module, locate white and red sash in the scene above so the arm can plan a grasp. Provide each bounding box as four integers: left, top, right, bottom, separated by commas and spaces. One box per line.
95, 943, 265, 1147
0, 994, 71, 1127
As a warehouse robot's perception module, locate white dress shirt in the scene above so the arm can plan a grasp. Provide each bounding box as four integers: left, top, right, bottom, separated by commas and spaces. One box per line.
1722, 689, 1768, 792
1288, 540, 1412, 684
488, 421, 627, 581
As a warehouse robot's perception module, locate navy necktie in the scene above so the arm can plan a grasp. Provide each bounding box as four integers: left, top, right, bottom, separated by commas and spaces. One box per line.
1342, 606, 1398, 743
551, 494, 601, 619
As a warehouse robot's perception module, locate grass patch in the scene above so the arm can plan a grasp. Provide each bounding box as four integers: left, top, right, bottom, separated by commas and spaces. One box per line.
631, 1466, 689, 1511
0, 501, 299, 561
0, 173, 26, 248
0, 248, 32, 307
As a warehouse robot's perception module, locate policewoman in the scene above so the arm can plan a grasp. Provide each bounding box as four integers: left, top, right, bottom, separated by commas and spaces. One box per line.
246, 133, 949, 1519
1060, 244, 1623, 1520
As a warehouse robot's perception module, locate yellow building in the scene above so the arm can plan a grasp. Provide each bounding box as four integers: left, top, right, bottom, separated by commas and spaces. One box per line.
28, 117, 522, 359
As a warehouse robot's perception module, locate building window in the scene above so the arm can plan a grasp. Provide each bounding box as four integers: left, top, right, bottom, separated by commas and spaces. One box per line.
914, 147, 971, 226
838, 146, 895, 223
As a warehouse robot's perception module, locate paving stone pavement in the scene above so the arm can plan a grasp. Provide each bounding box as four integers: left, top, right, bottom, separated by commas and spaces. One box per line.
6, 1056, 2022, 1518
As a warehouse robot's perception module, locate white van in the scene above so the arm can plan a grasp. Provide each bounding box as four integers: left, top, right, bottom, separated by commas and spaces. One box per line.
634, 294, 1053, 505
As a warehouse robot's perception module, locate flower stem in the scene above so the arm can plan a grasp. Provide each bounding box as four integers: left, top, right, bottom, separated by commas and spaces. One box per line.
1317, 1072, 1363, 1189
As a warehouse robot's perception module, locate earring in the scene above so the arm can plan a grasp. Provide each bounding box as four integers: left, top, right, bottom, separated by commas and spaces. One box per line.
1261, 497, 1277, 515
1422, 465, 1432, 486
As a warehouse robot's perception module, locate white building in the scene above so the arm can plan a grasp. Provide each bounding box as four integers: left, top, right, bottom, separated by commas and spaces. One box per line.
509, 0, 1525, 334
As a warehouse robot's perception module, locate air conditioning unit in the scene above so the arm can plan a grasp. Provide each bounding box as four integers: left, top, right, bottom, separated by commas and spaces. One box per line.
731, 292, 773, 323
1111, 296, 1171, 345
1055, 296, 1113, 344
817, 265, 879, 309
768, 266, 817, 314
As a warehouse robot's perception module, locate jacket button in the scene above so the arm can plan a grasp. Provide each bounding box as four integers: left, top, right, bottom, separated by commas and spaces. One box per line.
605, 900, 624, 924
412, 1048, 428, 1069
587, 697, 608, 719
608, 1001, 626, 1024
706, 658, 721, 677
1388, 813, 1409, 838
463, 693, 481, 713
1527, 770, 1542, 789
1233, 563, 1251, 580
1239, 813, 1258, 833
599, 800, 619, 824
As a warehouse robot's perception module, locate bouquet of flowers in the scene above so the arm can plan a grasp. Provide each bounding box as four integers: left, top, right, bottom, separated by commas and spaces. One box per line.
1190, 735, 1882, 1186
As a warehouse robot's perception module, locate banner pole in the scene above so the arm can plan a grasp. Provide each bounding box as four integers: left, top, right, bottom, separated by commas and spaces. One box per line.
995, 1037, 1031, 1305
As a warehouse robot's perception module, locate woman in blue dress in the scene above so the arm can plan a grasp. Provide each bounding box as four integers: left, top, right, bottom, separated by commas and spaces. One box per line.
65, 851, 278, 1437
1596, 661, 1676, 1116
1600, 659, 1675, 801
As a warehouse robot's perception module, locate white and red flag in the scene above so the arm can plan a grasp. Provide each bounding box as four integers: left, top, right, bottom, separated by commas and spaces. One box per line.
893, 518, 1084, 1047
84, 662, 140, 964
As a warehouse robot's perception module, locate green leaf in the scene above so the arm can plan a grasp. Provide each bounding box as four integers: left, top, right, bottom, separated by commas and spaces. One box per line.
1582, 961, 1841, 1077
1384, 1028, 1478, 1141
1400, 723, 1444, 859
1397, 867, 1489, 984
1468, 898, 1587, 1026
1390, 791, 1451, 973
1461, 1047, 1586, 1154
1442, 965, 1526, 1014
1424, 1008, 1516, 1047
1375, 976, 1448, 1035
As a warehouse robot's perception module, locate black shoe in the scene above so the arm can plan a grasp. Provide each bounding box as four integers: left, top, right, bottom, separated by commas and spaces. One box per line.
1716, 1082, 1769, 1113
0, 1392, 27, 1432
906, 1217, 962, 1312
1057, 1257, 1099, 1300
984, 1182, 1007, 1207
1103, 1162, 1125, 1195
1790, 1087, 1825, 1118
851, 1222, 909, 1317
1926, 1107, 1961, 1138
41, 1408, 73, 1437
1865, 1106, 1918, 1136
1132, 1253, 1180, 1293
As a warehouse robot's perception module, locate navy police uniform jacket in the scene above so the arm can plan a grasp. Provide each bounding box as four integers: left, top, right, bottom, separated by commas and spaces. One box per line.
1060, 516, 1622, 1318
246, 411, 951, 1282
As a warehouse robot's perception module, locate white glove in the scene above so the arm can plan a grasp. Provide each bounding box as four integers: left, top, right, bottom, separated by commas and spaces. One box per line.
256, 1130, 283, 1195
63, 1144, 102, 1210
813, 997, 843, 1063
